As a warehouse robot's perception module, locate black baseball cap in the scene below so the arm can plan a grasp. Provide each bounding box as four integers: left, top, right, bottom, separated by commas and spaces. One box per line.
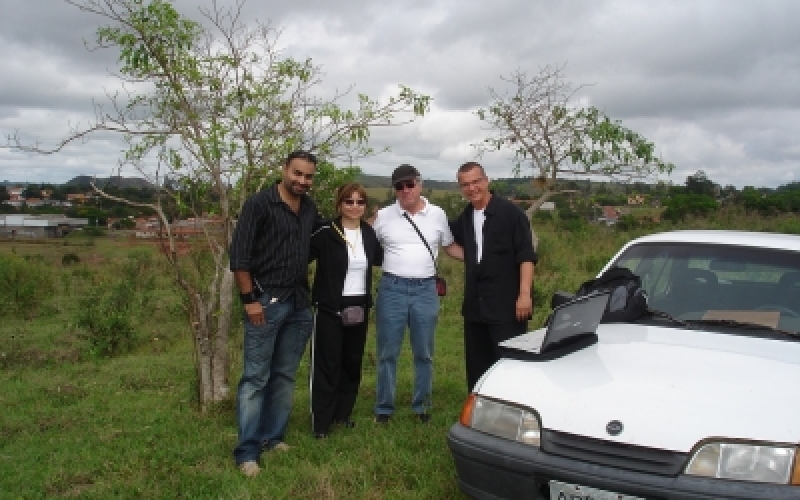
391, 164, 420, 184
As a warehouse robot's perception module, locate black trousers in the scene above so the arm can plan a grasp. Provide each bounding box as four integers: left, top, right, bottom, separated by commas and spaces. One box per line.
464, 320, 527, 391
311, 295, 368, 433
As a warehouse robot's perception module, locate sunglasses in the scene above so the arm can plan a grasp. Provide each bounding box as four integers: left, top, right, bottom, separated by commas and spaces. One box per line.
393, 180, 416, 191
343, 199, 367, 206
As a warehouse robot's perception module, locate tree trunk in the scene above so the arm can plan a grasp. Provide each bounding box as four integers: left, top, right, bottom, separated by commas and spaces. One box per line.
189, 290, 214, 410
211, 269, 233, 401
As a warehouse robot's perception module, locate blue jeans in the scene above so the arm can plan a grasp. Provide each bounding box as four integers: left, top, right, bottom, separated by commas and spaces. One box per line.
233, 293, 312, 465
375, 273, 439, 416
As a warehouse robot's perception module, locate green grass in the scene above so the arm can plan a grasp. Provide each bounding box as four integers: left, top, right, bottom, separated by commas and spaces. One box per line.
2, 212, 798, 498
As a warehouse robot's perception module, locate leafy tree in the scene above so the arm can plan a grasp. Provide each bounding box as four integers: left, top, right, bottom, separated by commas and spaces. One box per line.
685, 170, 717, 196
22, 186, 42, 199
662, 194, 718, 221
488, 179, 510, 197
0, 186, 8, 202
476, 65, 673, 218
7, 0, 429, 409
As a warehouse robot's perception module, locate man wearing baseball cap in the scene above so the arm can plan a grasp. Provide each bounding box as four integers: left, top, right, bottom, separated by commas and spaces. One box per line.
371, 164, 463, 424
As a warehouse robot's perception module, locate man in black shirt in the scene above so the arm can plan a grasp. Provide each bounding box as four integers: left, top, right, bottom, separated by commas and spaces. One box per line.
229, 150, 320, 477
450, 162, 537, 391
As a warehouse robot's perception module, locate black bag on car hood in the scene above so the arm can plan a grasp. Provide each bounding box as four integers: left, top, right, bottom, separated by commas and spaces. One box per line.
576, 266, 648, 323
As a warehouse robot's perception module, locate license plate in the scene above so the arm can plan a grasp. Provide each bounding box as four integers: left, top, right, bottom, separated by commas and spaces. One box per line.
549, 480, 643, 500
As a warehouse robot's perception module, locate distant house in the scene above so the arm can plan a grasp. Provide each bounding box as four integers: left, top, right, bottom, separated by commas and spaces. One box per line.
8, 187, 24, 200
66, 193, 89, 204
134, 215, 223, 239
627, 194, 646, 205
0, 214, 89, 238
596, 206, 620, 226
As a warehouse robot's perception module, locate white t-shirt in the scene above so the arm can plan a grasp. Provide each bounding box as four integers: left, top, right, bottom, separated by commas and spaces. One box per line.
342, 227, 368, 296
373, 197, 454, 278
473, 208, 486, 263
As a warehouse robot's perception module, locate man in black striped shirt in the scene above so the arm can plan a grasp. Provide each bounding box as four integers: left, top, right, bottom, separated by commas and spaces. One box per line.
230, 150, 321, 477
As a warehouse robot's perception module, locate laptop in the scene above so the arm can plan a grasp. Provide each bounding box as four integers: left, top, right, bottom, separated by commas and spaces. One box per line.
500, 291, 610, 356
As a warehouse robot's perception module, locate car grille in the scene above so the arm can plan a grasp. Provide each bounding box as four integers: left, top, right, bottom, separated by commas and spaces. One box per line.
542, 430, 688, 476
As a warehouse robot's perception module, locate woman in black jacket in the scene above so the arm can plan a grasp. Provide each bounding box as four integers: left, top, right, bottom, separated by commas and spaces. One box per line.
309, 183, 383, 438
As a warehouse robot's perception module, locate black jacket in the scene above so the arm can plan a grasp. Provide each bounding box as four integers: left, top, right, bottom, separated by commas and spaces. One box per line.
310, 217, 383, 313
450, 194, 537, 323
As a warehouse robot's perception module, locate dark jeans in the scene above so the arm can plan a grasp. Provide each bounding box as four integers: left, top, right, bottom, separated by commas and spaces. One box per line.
464, 320, 527, 390
310, 295, 368, 434
233, 293, 312, 465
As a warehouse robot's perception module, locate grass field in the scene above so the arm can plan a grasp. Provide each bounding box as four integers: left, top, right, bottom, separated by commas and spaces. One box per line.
1, 212, 799, 498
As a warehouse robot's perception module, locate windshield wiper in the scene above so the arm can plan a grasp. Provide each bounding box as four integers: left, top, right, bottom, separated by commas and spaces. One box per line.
684, 318, 797, 337
649, 310, 798, 337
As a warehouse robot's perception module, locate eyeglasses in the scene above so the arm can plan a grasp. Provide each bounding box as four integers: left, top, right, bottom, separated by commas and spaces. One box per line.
393, 180, 416, 191
343, 199, 367, 206
458, 176, 487, 189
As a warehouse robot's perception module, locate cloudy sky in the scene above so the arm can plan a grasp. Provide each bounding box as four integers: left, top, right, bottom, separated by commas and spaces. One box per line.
1, 0, 799, 189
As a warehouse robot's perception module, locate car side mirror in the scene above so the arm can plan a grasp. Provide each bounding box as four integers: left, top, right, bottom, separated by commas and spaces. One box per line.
551, 291, 575, 309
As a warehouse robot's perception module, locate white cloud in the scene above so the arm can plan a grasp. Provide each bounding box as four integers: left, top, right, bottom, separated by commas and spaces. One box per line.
2, 0, 800, 188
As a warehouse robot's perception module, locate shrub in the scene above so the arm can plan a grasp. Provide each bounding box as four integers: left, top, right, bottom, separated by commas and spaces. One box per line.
615, 214, 638, 231
662, 194, 718, 222
72, 253, 156, 358
80, 227, 107, 237
74, 280, 138, 358
0, 254, 52, 318
61, 253, 81, 265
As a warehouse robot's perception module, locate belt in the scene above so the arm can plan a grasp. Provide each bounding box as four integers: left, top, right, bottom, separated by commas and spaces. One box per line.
382, 271, 435, 282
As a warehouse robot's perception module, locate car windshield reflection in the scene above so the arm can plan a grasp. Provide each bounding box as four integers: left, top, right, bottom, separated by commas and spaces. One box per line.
612, 242, 800, 333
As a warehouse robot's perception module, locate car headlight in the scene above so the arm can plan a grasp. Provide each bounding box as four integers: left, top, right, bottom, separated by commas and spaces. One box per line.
459, 394, 541, 446
686, 442, 800, 485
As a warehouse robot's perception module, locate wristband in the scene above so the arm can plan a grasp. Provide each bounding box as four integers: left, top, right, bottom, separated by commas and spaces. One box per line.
240, 291, 259, 304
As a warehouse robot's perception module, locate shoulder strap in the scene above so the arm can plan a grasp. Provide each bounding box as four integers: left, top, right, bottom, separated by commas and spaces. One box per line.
402, 212, 437, 271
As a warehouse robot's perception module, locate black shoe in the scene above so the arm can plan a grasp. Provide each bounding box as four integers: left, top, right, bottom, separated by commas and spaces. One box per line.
418, 413, 431, 424
313, 431, 328, 439
374, 414, 390, 424
335, 419, 356, 429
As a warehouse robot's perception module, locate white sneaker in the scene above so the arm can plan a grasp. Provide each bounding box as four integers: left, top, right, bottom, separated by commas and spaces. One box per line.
239, 461, 260, 477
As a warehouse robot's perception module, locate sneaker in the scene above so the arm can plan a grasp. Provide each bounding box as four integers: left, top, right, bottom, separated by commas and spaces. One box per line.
270, 441, 290, 452
418, 413, 431, 424
374, 414, 391, 424
239, 461, 260, 477
313, 430, 329, 439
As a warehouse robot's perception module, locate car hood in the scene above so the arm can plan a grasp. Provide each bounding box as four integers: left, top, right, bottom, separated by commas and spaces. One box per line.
476, 324, 800, 452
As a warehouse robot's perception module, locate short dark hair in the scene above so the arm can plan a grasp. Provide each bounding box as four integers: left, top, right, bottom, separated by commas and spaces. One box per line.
335, 183, 368, 215
285, 150, 317, 166
458, 161, 486, 177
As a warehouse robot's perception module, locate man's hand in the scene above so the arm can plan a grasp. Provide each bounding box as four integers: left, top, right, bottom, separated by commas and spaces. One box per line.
444, 242, 464, 261
245, 302, 265, 325
515, 294, 532, 322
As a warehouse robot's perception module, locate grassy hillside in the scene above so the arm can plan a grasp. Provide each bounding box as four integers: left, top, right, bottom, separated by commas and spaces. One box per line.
1, 212, 799, 498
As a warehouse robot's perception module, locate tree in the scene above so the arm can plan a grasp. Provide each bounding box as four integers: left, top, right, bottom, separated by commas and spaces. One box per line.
6, 0, 429, 410
685, 170, 717, 197
476, 65, 673, 218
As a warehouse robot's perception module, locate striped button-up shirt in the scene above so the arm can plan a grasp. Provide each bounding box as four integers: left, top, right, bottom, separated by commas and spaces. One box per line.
229, 182, 320, 309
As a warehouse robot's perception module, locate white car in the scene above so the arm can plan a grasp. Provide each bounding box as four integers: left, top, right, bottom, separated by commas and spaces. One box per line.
448, 230, 800, 499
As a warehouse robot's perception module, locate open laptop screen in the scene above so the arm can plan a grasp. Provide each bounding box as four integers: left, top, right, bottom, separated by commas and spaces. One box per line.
541, 291, 609, 352
499, 291, 610, 356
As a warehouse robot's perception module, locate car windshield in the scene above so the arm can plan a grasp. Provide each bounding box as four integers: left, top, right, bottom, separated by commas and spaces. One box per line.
612, 242, 800, 334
